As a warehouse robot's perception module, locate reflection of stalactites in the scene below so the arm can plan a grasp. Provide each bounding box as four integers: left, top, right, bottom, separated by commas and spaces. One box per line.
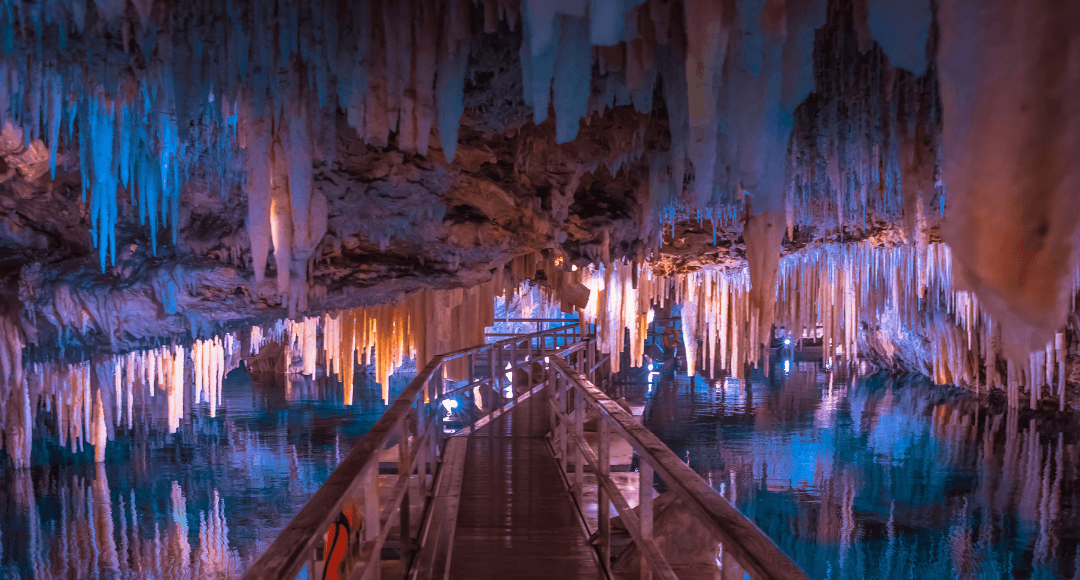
838, 471, 856, 569
92, 464, 120, 573
12, 468, 47, 574
169, 481, 193, 569
199, 489, 241, 577
1030, 431, 1065, 566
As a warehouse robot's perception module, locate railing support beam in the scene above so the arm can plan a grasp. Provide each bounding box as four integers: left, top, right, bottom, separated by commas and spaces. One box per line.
598, 415, 611, 574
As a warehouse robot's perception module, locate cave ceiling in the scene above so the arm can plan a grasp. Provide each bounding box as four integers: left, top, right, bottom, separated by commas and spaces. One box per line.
0, 0, 1072, 368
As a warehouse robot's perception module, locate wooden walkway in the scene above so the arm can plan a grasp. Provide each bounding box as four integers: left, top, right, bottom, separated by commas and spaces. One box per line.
448, 396, 604, 580
243, 326, 808, 580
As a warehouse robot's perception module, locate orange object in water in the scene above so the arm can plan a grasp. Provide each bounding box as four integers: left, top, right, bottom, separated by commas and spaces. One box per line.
322, 517, 349, 580
322, 503, 362, 580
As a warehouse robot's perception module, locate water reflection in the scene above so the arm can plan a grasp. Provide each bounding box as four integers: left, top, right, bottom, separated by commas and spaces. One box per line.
0, 368, 410, 579
645, 361, 1080, 580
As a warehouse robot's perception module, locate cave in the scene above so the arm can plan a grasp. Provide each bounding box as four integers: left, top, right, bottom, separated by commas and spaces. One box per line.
0, 0, 1078, 578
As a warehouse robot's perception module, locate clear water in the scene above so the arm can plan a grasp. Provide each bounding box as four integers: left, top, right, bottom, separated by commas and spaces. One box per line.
643, 360, 1080, 580
0, 368, 412, 579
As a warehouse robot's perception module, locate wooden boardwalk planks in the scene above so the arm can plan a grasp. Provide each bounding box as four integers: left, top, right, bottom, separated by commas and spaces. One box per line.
448, 397, 604, 580
410, 437, 469, 580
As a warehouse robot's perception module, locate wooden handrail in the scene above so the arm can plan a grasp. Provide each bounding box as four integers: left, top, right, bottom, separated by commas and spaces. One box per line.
440, 323, 582, 360
243, 322, 589, 580
242, 357, 443, 580
547, 356, 810, 580
489, 317, 582, 323
556, 416, 679, 580
244, 322, 803, 580
436, 340, 587, 400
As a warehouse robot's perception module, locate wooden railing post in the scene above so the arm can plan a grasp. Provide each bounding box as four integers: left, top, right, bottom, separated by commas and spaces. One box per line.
417, 404, 430, 500
468, 352, 475, 389
487, 347, 495, 408
598, 415, 611, 574
557, 371, 567, 471
399, 422, 412, 569
429, 395, 439, 469
510, 339, 518, 386
639, 459, 654, 580
526, 339, 534, 389
587, 340, 596, 384
364, 462, 381, 580
548, 369, 559, 444
573, 388, 584, 507
497, 343, 504, 400
309, 544, 321, 580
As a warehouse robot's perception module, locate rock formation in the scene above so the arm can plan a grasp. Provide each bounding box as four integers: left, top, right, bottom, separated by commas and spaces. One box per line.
0, 0, 1077, 465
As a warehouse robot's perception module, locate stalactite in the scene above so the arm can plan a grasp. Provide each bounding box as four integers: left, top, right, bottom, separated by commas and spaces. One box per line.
0, 315, 28, 467
576, 258, 666, 374
0, 0, 945, 281
300, 279, 499, 404
744, 210, 786, 368
239, 98, 273, 287
3, 0, 1072, 407
193, 334, 239, 419
6, 241, 1077, 470
655, 241, 1076, 409
938, 0, 1080, 357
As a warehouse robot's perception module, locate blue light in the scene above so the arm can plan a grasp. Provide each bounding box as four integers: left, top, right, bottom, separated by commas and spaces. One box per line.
784, 338, 792, 346
648, 363, 654, 371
